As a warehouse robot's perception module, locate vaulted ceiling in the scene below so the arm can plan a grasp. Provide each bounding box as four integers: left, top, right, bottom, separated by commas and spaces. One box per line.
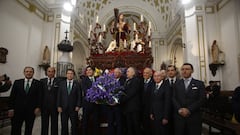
26, 0, 222, 33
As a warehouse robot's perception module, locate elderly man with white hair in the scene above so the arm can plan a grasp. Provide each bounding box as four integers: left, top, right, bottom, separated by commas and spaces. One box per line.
150, 70, 171, 135
119, 67, 142, 135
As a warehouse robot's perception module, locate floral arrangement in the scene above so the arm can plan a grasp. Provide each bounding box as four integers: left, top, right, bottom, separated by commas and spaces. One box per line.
94, 67, 103, 77
86, 73, 125, 104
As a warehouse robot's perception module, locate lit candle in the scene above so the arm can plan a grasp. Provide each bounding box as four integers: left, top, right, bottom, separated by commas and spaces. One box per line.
88, 31, 91, 38
103, 24, 106, 31
124, 39, 127, 48
148, 28, 151, 36
148, 21, 151, 29
133, 23, 136, 31
96, 16, 99, 23
98, 34, 102, 43
135, 34, 138, 41
140, 14, 143, 22
149, 41, 151, 48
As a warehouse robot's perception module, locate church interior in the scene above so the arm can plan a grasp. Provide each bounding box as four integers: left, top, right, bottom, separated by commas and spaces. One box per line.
1, 0, 240, 134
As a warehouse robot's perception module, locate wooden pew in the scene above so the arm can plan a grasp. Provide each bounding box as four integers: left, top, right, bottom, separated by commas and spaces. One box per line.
0, 97, 11, 128
202, 91, 240, 135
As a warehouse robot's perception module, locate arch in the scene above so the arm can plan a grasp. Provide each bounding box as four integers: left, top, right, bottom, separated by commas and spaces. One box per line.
72, 41, 88, 77
170, 37, 184, 68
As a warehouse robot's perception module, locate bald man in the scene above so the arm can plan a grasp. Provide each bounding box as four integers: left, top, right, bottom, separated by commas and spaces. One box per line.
141, 67, 154, 135
107, 68, 126, 135
150, 71, 171, 135
120, 67, 142, 135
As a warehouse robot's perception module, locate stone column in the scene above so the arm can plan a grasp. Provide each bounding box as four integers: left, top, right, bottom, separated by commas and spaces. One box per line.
182, 3, 208, 83
51, 10, 74, 77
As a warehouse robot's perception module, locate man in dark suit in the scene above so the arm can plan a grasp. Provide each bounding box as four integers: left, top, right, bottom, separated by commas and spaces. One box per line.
205, 81, 220, 99
141, 67, 154, 135
150, 71, 171, 135
40, 67, 59, 135
172, 63, 205, 135
81, 66, 99, 135
57, 69, 82, 135
166, 65, 179, 135
120, 67, 142, 135
232, 86, 240, 123
107, 68, 126, 135
8, 66, 42, 135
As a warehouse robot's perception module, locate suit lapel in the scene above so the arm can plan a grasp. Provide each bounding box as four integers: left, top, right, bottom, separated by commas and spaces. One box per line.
185, 79, 197, 94
20, 79, 25, 93
179, 79, 187, 94
28, 79, 34, 94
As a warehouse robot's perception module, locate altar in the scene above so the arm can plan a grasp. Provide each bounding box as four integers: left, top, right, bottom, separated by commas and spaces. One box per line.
86, 9, 153, 70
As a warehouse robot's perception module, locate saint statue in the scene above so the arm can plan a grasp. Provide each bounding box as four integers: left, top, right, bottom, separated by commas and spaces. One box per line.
211, 40, 220, 64
42, 46, 50, 64
110, 9, 130, 51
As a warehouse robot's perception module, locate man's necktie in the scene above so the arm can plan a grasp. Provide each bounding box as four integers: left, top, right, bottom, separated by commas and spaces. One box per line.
48, 79, 52, 90
170, 79, 174, 86
67, 81, 72, 94
154, 84, 159, 94
90, 77, 94, 82
144, 79, 148, 91
25, 80, 30, 93
184, 79, 189, 90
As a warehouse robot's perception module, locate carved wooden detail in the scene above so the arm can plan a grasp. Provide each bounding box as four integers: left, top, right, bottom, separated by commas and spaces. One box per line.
87, 51, 153, 70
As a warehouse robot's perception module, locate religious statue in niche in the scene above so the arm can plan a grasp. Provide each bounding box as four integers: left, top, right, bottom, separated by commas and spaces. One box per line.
211, 40, 225, 64
39, 46, 51, 73
42, 46, 50, 64
0, 47, 8, 63
209, 40, 225, 76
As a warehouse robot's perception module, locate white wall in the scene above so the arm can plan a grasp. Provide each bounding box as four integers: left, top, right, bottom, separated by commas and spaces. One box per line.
205, 7, 222, 83
217, 0, 240, 90
184, 9, 201, 79
0, 0, 45, 96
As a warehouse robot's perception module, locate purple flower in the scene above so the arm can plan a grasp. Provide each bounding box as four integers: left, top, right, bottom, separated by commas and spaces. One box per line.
86, 74, 124, 104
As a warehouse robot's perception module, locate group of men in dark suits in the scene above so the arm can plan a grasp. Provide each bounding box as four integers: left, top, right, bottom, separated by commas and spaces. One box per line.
138, 63, 205, 135
8, 67, 82, 135
7, 63, 205, 135
106, 64, 205, 135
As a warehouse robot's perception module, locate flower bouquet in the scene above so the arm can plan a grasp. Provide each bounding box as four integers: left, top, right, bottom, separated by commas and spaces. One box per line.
86, 73, 125, 104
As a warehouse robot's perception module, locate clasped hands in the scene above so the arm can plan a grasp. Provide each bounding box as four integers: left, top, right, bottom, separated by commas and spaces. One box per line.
178, 108, 190, 117
150, 114, 168, 125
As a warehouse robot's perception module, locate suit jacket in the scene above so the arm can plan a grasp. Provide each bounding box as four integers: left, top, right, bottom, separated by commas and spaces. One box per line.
172, 78, 205, 115
40, 77, 60, 111
118, 76, 126, 86
140, 77, 154, 114
120, 77, 141, 113
81, 76, 96, 107
150, 80, 171, 120
9, 79, 42, 113
57, 80, 82, 111
166, 78, 180, 98
232, 86, 240, 122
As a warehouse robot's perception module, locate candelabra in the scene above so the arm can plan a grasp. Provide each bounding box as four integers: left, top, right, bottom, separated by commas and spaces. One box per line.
88, 16, 107, 55
132, 14, 152, 53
